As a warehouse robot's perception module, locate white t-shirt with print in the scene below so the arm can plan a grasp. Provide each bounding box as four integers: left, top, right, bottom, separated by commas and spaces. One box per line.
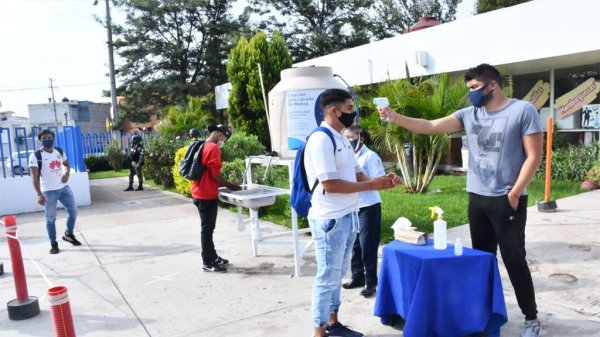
304, 122, 362, 219
28, 148, 67, 192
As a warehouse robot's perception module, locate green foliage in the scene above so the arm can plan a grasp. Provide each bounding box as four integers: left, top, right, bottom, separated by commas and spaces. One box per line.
537, 142, 600, 181
172, 146, 192, 197
143, 135, 185, 188
476, 0, 531, 14
226, 31, 292, 149
220, 131, 264, 162
160, 96, 216, 138
112, 0, 244, 121
372, 0, 460, 38
249, 0, 375, 61
363, 73, 469, 193
104, 143, 126, 171
84, 156, 111, 172
585, 161, 600, 185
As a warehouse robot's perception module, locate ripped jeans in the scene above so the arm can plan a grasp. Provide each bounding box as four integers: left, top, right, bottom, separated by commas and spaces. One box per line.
308, 212, 358, 327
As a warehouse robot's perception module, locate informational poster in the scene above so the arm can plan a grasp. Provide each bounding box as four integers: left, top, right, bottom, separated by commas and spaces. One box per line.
582, 104, 600, 129
555, 78, 600, 119
522, 80, 550, 110
286, 90, 324, 150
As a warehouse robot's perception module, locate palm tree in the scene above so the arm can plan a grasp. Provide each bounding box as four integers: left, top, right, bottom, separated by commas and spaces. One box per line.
363, 73, 469, 193
159, 96, 216, 138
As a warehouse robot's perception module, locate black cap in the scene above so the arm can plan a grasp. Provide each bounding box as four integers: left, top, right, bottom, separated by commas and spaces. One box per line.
208, 124, 231, 139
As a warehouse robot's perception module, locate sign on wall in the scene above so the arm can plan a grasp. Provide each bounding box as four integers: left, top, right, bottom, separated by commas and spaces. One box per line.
582, 104, 600, 129
286, 90, 324, 150
555, 78, 600, 119
522, 80, 550, 110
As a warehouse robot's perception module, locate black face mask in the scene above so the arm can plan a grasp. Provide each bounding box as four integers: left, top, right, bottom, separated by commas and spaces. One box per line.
337, 111, 356, 128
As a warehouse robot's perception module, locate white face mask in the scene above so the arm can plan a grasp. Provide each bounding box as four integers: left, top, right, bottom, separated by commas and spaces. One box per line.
217, 140, 225, 148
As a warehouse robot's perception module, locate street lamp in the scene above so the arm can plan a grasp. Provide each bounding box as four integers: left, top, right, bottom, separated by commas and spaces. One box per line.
94, 0, 119, 126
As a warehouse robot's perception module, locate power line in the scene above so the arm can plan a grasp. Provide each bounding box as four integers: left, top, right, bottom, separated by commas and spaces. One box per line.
0, 82, 110, 92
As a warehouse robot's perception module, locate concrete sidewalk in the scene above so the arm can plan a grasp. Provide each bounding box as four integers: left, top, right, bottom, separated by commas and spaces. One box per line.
0, 177, 599, 336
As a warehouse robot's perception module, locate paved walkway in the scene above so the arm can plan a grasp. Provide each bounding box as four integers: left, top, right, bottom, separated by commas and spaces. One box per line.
1, 177, 599, 336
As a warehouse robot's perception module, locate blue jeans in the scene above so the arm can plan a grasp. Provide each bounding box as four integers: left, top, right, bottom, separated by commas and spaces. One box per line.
308, 212, 358, 328
43, 186, 77, 243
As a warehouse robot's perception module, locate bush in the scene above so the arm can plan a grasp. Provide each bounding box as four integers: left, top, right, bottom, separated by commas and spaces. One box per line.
537, 142, 600, 181
84, 156, 111, 172
105, 143, 126, 171
220, 131, 263, 162
585, 161, 600, 185
144, 135, 185, 188
172, 146, 192, 197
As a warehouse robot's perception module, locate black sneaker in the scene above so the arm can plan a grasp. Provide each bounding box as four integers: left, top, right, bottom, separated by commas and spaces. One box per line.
50, 242, 59, 254
215, 256, 229, 266
135, 185, 143, 191
62, 233, 82, 246
203, 261, 227, 273
124, 186, 134, 191
326, 322, 363, 337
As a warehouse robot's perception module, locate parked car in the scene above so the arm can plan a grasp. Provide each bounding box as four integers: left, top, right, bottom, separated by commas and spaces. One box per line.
3, 151, 31, 175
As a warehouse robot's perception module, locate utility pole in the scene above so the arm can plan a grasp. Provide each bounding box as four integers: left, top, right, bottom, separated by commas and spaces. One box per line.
94, 0, 119, 126
49, 78, 58, 125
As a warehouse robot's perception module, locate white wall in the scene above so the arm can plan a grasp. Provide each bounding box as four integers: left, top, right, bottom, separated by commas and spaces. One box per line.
0, 172, 91, 216
294, 0, 600, 85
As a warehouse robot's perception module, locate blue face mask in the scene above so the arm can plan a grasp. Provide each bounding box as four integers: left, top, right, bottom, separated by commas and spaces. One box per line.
42, 139, 54, 148
349, 139, 359, 151
468, 82, 494, 108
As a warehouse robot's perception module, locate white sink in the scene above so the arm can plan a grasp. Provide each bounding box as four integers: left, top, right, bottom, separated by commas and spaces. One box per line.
218, 185, 289, 209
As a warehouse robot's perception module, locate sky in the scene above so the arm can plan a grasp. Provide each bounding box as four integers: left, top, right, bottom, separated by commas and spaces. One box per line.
0, 0, 477, 118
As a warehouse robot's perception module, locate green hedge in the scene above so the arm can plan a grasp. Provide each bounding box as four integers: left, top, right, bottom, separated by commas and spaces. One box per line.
537, 142, 600, 181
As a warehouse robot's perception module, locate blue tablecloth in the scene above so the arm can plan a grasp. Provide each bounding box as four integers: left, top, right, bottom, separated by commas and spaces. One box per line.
374, 240, 507, 337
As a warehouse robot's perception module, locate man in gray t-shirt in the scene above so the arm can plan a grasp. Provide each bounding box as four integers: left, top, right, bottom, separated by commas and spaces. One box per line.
379, 63, 544, 337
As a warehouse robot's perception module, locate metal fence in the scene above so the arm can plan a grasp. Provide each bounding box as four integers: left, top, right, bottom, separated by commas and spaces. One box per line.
1, 126, 86, 178
1, 127, 157, 178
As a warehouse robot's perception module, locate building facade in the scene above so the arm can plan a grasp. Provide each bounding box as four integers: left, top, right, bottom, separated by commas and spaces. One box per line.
28, 100, 111, 134
294, 0, 600, 144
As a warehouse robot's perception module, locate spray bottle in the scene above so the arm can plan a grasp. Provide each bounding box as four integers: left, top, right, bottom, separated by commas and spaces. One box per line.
429, 206, 447, 250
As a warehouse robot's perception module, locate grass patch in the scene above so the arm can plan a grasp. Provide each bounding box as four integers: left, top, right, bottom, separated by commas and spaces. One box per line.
89, 170, 129, 180
256, 175, 585, 244
89, 169, 584, 244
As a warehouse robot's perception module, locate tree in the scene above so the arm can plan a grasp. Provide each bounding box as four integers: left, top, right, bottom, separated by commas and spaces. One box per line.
476, 0, 531, 14
372, 0, 461, 39
226, 31, 292, 149
363, 73, 469, 193
248, 0, 375, 62
158, 95, 216, 138
111, 0, 243, 122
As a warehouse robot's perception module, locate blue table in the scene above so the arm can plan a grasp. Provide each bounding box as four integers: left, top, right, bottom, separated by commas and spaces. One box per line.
374, 240, 507, 337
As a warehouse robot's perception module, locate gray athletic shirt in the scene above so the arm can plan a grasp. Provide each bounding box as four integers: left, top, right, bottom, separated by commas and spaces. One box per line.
453, 99, 543, 197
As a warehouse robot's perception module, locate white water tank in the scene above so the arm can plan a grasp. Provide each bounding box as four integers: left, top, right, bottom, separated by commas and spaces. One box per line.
268, 66, 346, 159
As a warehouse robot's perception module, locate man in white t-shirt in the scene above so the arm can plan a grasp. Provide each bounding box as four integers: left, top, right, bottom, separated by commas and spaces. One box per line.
29, 129, 81, 254
304, 89, 401, 337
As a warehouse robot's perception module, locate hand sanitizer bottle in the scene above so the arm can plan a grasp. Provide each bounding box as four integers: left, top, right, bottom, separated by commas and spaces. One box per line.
454, 238, 463, 256
429, 206, 447, 250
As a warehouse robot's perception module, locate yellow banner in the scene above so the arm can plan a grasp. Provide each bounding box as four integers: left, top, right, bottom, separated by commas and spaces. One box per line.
555, 78, 600, 119
522, 80, 550, 110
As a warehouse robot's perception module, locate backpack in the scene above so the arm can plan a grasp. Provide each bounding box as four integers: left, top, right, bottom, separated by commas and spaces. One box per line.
178, 140, 206, 180
290, 127, 336, 217
35, 147, 64, 178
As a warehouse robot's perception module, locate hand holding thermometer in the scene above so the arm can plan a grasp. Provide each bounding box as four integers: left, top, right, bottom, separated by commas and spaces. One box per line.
373, 97, 390, 121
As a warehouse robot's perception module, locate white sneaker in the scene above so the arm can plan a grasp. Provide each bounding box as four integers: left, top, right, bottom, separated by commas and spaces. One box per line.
521, 320, 542, 337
